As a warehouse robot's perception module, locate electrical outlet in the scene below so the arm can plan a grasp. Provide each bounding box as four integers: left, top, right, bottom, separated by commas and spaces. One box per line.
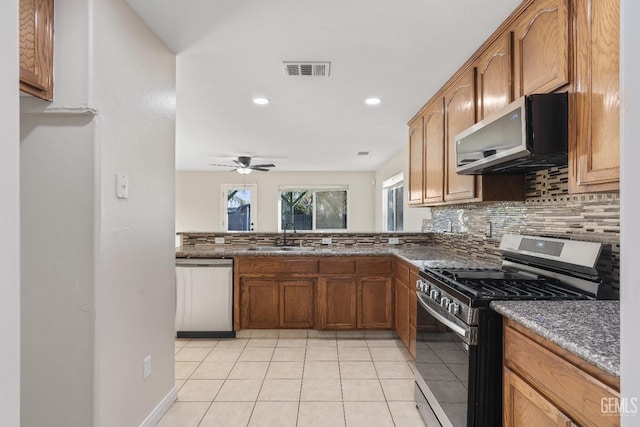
446, 220, 453, 233
143, 355, 152, 380
214, 237, 225, 244
388, 237, 399, 244
322, 238, 332, 245
485, 221, 492, 238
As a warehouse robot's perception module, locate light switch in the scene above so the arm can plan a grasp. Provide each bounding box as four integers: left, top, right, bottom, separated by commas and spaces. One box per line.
116, 173, 129, 199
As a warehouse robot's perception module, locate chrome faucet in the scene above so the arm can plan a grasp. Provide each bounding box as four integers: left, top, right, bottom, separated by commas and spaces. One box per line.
282, 222, 296, 246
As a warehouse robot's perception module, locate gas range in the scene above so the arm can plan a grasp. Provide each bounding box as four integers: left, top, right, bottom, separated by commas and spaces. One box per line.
414, 234, 613, 427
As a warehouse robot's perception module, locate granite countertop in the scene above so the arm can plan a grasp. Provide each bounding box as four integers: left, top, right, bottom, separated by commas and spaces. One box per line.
175, 244, 499, 270
491, 300, 620, 377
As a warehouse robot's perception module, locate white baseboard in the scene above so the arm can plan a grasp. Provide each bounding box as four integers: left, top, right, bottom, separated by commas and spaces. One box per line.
139, 385, 177, 427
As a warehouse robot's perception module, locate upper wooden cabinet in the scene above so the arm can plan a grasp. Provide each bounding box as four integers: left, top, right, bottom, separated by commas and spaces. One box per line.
408, 0, 620, 198
512, 0, 570, 97
570, 0, 620, 192
408, 118, 425, 205
19, 0, 54, 101
444, 69, 478, 202
476, 33, 513, 119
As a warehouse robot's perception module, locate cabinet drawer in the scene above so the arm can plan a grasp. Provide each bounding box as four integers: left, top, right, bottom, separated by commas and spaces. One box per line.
504, 324, 619, 427
319, 259, 356, 274
237, 258, 318, 274
356, 258, 392, 275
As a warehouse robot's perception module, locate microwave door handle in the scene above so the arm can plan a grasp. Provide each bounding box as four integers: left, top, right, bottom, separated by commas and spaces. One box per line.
417, 293, 469, 340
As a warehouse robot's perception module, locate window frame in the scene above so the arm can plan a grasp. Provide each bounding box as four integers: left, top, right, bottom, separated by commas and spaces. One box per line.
277, 185, 350, 232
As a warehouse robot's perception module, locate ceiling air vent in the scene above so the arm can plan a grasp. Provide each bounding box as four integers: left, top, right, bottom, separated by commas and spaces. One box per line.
282, 61, 331, 77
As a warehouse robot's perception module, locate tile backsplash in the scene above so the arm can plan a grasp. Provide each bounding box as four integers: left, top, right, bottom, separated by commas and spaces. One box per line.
424, 166, 620, 291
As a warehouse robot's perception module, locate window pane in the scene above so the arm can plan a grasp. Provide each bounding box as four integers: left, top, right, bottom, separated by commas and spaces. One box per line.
227, 189, 252, 231
386, 188, 395, 231
280, 191, 313, 230
395, 186, 404, 231
316, 191, 347, 229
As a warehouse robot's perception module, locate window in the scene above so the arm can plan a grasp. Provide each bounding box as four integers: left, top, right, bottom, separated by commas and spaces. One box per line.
221, 184, 258, 231
383, 173, 403, 232
279, 186, 348, 231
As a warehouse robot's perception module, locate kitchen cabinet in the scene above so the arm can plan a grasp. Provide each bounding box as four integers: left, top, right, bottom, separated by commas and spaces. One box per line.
444, 69, 477, 202
236, 256, 393, 331
19, 0, 54, 101
569, 0, 620, 193
423, 98, 446, 204
240, 279, 280, 329
476, 33, 513, 119
358, 277, 393, 329
503, 318, 620, 427
511, 0, 570, 97
408, 118, 425, 206
240, 278, 315, 329
317, 277, 358, 329
393, 259, 418, 357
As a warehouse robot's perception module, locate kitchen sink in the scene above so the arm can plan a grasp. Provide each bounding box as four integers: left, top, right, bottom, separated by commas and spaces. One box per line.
246, 246, 316, 252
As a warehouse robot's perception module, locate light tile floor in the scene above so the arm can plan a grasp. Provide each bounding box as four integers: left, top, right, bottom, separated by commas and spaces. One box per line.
157, 330, 425, 427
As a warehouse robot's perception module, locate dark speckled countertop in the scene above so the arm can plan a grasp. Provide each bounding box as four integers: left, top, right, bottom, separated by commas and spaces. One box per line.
491, 300, 620, 377
175, 244, 499, 270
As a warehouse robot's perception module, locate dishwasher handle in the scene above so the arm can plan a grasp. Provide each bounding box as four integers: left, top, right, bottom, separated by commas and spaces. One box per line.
175, 258, 233, 267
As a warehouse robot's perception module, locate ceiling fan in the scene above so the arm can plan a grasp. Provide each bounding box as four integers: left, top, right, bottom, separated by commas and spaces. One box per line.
209, 156, 275, 174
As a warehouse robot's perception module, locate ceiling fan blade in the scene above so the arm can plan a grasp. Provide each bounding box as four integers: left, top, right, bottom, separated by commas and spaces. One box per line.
209, 163, 235, 168
250, 167, 271, 172
250, 164, 275, 168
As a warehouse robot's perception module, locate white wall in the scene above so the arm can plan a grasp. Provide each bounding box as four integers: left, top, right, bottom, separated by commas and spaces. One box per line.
620, 0, 639, 423
20, 0, 176, 426
91, 1, 176, 425
0, 1, 20, 425
374, 145, 430, 232
176, 171, 375, 233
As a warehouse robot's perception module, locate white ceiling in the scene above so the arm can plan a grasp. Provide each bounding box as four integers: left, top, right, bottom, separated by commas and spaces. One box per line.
127, 0, 522, 172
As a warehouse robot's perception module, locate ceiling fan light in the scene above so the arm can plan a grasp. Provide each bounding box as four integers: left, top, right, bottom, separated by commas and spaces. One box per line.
237, 167, 252, 175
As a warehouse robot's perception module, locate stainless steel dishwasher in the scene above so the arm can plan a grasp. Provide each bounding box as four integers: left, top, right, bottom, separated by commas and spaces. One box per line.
175, 258, 235, 338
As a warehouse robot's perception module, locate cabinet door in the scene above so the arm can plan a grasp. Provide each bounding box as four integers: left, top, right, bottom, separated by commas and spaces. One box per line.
423, 99, 445, 204
444, 69, 477, 202
570, 0, 620, 192
240, 279, 279, 329
513, 0, 570, 96
358, 277, 393, 329
317, 277, 357, 329
279, 279, 315, 328
477, 33, 513, 119
504, 368, 577, 427
394, 279, 409, 346
408, 117, 425, 205
19, 0, 54, 100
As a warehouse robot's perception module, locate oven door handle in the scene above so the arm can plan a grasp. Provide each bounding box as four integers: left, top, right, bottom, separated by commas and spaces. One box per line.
417, 292, 470, 342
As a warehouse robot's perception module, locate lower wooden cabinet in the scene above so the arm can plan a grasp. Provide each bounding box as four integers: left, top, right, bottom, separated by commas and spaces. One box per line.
317, 277, 358, 329
279, 280, 315, 328
240, 279, 279, 329
358, 277, 393, 329
394, 259, 419, 357
394, 278, 409, 344
317, 276, 392, 330
503, 318, 620, 427
237, 256, 394, 331
240, 278, 314, 329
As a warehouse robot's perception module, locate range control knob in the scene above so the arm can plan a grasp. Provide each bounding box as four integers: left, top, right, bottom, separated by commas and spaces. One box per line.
417, 280, 429, 293
440, 297, 450, 309
448, 303, 460, 315
429, 289, 440, 301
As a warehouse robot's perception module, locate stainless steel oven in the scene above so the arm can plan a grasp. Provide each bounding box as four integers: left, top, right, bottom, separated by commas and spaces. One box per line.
414, 281, 502, 427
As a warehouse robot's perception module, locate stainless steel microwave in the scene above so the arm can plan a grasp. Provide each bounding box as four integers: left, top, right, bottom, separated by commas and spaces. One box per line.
455, 92, 568, 175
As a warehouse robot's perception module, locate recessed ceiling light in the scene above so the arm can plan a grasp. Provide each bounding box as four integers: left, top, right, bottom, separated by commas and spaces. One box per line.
253, 97, 270, 105
364, 97, 382, 106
